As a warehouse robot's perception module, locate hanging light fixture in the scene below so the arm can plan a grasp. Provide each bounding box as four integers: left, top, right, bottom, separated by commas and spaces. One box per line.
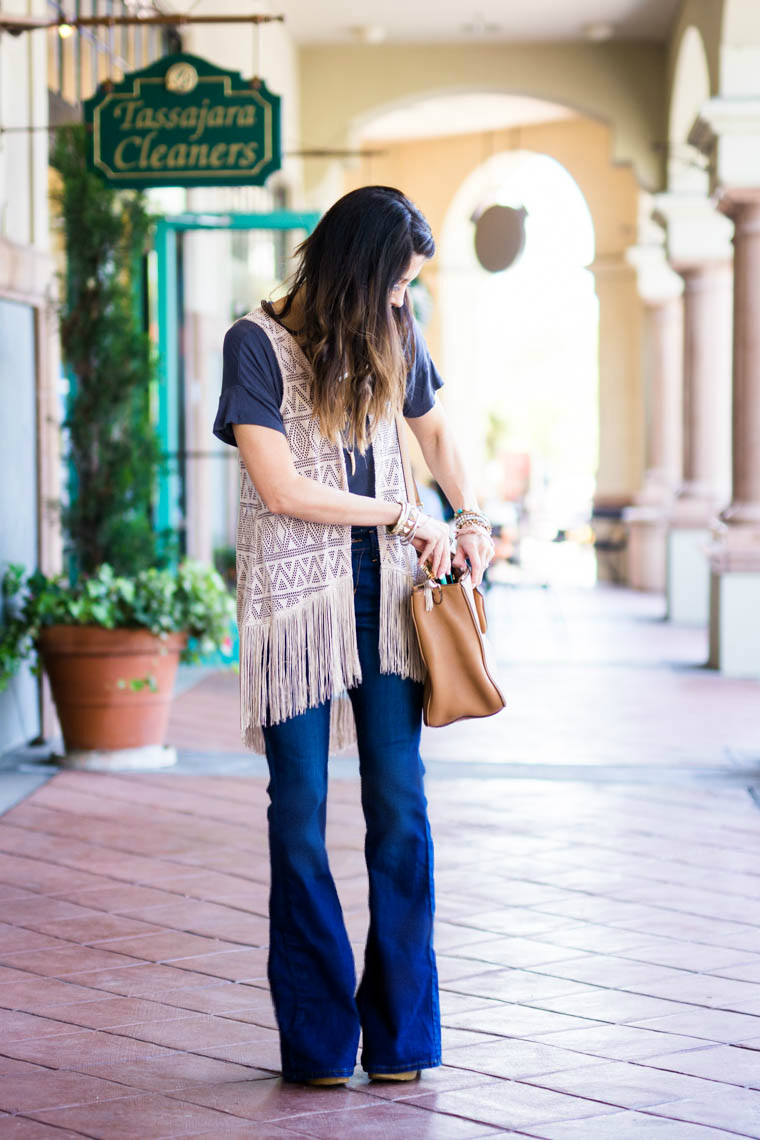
471, 203, 528, 272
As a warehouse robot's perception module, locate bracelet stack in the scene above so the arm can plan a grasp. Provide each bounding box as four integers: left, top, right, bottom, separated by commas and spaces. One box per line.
388, 501, 423, 544
454, 507, 492, 537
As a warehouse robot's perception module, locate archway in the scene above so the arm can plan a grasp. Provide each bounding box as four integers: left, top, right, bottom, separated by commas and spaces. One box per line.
439, 150, 598, 584
300, 41, 666, 198
344, 92, 644, 525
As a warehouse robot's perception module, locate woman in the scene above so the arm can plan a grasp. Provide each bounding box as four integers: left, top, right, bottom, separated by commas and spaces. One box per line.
213, 186, 494, 1086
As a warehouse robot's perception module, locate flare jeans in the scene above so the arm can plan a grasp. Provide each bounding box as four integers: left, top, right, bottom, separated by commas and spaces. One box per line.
261, 525, 442, 1082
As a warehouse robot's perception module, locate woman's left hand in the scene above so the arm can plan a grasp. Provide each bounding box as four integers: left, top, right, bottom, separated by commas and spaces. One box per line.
452, 528, 495, 588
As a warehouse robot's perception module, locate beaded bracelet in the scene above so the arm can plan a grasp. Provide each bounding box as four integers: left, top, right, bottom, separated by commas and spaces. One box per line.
454, 508, 492, 537
456, 520, 492, 537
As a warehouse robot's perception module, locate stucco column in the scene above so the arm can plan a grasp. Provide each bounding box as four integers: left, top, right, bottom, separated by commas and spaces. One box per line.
588, 254, 644, 585
643, 294, 683, 505
589, 255, 644, 503
622, 230, 684, 592
652, 192, 733, 623
687, 100, 760, 672
717, 195, 760, 531
699, 193, 760, 673
672, 260, 733, 524
623, 291, 683, 590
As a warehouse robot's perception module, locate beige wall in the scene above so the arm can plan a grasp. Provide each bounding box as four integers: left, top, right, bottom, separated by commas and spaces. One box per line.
0, 0, 49, 250
342, 116, 643, 504
300, 41, 668, 196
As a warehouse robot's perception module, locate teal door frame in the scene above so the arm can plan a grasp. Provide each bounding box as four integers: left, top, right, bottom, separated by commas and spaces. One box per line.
151, 210, 320, 557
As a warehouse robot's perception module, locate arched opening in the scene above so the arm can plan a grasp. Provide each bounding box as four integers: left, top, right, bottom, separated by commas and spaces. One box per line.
439, 150, 598, 586
354, 92, 578, 145
669, 26, 711, 192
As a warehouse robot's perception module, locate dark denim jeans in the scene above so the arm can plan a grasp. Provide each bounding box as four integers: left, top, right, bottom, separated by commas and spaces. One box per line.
261, 525, 441, 1082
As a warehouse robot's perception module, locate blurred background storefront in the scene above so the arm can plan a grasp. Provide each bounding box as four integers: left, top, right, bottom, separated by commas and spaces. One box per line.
4, 0, 760, 752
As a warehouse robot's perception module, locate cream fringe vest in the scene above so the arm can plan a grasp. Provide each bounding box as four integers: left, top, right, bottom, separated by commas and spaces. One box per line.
236, 306, 426, 754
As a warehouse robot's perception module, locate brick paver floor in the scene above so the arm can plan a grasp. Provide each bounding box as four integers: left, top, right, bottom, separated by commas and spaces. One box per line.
2, 583, 760, 1137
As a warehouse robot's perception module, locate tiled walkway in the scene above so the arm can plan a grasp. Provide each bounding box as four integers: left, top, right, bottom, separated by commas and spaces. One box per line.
2, 583, 760, 1137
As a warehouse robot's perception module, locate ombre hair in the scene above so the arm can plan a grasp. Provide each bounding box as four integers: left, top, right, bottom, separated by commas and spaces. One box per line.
273, 186, 435, 453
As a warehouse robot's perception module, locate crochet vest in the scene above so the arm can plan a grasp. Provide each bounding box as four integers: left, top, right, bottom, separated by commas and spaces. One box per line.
236, 306, 426, 754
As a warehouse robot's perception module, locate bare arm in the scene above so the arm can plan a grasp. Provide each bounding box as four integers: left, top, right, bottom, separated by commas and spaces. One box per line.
233, 423, 401, 525
406, 399, 494, 587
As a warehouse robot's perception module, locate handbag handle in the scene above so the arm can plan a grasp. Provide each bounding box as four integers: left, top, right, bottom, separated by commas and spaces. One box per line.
394, 413, 423, 509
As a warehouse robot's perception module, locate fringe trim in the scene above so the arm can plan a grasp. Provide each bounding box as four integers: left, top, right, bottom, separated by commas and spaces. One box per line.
243, 692, 357, 756
378, 563, 427, 683
330, 694, 359, 752
239, 574, 362, 752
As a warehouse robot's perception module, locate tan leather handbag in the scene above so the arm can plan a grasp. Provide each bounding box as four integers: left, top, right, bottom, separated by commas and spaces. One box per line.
395, 415, 507, 727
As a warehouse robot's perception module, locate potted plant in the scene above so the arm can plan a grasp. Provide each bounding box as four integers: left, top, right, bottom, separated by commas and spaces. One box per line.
0, 124, 236, 769
1, 561, 235, 768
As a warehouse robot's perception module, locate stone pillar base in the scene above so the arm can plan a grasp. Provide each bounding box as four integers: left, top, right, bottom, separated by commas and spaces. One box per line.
53, 745, 178, 771
709, 568, 760, 676
706, 522, 760, 673
666, 527, 711, 624
670, 494, 723, 528
623, 506, 668, 591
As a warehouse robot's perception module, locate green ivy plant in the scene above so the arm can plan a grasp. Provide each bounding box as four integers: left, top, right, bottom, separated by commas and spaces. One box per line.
51, 123, 173, 577
0, 561, 236, 693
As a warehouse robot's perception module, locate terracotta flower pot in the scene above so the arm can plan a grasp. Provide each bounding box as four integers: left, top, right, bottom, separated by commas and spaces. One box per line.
38, 625, 189, 753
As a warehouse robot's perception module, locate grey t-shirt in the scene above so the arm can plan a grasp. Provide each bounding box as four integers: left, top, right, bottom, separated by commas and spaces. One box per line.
212, 307, 444, 497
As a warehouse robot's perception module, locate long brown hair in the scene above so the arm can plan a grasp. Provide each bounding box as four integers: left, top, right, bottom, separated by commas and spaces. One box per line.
273, 186, 435, 453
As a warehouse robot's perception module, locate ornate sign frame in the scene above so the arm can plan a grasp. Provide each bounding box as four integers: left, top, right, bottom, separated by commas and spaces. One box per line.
83, 52, 281, 188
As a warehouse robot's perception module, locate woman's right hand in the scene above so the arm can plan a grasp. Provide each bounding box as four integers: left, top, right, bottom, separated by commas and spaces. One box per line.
411, 515, 452, 579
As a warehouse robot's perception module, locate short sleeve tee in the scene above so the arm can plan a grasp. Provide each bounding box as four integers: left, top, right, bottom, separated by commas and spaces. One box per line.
212, 307, 444, 498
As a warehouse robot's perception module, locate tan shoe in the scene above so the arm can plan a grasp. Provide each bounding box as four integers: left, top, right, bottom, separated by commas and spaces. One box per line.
369, 1070, 420, 1081
305, 1076, 349, 1086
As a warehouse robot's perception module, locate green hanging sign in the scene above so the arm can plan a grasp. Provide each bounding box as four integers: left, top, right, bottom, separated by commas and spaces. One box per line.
83, 52, 281, 188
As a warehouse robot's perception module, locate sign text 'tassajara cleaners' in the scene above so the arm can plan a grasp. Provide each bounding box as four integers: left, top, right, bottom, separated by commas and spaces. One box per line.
84, 53, 281, 188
